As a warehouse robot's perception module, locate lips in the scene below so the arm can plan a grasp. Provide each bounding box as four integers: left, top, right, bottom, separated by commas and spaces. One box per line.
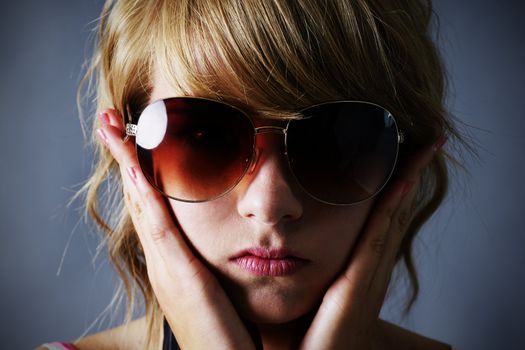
230, 247, 309, 277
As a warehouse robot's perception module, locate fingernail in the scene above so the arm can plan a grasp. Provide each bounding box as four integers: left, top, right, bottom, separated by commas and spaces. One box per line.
401, 180, 415, 197
127, 167, 137, 182
96, 128, 109, 147
433, 135, 447, 152
99, 111, 110, 125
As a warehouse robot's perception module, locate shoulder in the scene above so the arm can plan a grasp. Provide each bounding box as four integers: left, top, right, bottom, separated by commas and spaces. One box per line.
37, 317, 152, 350
374, 319, 452, 350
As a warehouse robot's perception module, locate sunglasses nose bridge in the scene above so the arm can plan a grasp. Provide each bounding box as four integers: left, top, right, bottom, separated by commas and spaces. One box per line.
247, 126, 288, 174
253, 126, 287, 135
253, 126, 288, 153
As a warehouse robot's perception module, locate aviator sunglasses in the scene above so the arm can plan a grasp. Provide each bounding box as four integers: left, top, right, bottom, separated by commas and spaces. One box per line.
125, 97, 404, 205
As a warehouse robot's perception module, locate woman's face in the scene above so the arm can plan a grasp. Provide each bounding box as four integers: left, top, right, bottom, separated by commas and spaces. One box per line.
150, 71, 375, 324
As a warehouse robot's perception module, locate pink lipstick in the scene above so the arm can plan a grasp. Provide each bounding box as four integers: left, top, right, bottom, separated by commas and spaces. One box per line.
230, 248, 308, 276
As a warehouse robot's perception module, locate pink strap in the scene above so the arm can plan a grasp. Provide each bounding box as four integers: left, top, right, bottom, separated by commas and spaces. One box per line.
40, 342, 77, 350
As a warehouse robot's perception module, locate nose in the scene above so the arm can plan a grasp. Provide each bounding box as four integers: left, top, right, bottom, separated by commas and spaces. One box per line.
236, 133, 303, 226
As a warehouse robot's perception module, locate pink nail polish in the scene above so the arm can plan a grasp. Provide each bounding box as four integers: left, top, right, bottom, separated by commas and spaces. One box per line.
433, 135, 447, 152
127, 167, 137, 182
401, 181, 415, 197
96, 128, 109, 146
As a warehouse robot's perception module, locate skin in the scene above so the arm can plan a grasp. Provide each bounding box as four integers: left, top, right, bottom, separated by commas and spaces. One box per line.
68, 73, 450, 350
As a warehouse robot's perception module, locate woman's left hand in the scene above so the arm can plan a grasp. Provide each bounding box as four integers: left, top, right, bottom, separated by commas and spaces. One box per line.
300, 138, 445, 350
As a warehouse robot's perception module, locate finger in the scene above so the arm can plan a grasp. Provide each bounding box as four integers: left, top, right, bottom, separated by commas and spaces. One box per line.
333, 136, 446, 300
386, 138, 443, 242
364, 180, 418, 308
125, 163, 197, 270
367, 137, 447, 302
338, 178, 411, 300
96, 110, 198, 275
380, 136, 446, 265
99, 108, 125, 130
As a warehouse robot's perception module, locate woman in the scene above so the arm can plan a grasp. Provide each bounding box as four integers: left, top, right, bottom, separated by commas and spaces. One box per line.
40, 0, 460, 348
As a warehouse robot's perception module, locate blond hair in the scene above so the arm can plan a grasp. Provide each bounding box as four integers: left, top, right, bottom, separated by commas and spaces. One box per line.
77, 0, 458, 347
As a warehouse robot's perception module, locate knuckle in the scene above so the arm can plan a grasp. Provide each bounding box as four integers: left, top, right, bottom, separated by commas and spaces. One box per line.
149, 224, 170, 243
124, 191, 144, 218
133, 201, 143, 218
369, 236, 387, 257
397, 209, 412, 232
124, 191, 132, 205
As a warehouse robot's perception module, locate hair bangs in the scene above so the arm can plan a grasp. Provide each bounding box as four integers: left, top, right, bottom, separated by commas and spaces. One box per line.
152, 0, 403, 120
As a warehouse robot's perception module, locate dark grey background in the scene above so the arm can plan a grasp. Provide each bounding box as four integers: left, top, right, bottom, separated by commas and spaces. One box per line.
1, 1, 524, 349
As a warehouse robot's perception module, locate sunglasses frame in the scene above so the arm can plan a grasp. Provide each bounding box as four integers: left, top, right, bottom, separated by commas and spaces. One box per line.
124, 97, 404, 205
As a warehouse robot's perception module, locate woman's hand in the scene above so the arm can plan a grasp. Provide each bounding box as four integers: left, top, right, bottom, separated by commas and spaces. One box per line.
97, 109, 255, 350
300, 138, 446, 350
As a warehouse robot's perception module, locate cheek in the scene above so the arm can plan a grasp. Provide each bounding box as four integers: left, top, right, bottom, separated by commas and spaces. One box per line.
307, 200, 375, 276
168, 195, 375, 267
167, 197, 237, 258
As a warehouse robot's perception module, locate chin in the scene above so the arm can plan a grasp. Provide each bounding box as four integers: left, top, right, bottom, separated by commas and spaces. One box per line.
226, 281, 322, 324
241, 305, 311, 324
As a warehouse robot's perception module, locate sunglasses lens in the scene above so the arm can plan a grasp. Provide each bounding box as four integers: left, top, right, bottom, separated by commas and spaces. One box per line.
135, 98, 254, 201
287, 102, 399, 204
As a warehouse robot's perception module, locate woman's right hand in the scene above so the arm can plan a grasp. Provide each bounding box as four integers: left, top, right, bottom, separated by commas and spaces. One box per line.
97, 109, 255, 350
